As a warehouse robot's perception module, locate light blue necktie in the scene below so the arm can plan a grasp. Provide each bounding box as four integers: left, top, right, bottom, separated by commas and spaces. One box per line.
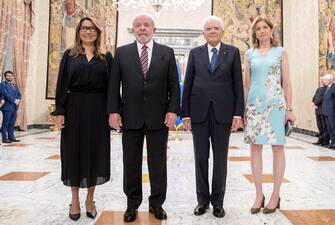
210, 48, 218, 74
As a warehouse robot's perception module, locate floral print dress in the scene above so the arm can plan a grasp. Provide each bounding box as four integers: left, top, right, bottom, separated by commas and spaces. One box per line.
244, 47, 286, 145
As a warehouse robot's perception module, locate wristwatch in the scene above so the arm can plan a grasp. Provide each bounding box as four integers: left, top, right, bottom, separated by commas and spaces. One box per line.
286, 108, 293, 112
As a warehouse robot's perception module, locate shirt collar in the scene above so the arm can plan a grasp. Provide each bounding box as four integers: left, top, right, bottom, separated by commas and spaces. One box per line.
137, 39, 154, 52
208, 42, 221, 53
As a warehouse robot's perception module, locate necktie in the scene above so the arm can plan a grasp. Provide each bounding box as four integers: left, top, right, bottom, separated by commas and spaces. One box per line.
140, 45, 148, 78
210, 48, 218, 73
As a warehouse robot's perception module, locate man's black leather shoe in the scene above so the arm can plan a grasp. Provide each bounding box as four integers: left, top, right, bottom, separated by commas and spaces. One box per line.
149, 206, 167, 220
321, 142, 329, 146
329, 144, 335, 149
213, 206, 225, 218
9, 139, 20, 142
2, 139, 12, 143
124, 208, 137, 222
313, 140, 322, 145
194, 204, 209, 216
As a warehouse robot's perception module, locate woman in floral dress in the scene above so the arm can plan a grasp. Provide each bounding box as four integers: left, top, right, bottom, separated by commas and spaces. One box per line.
244, 16, 296, 214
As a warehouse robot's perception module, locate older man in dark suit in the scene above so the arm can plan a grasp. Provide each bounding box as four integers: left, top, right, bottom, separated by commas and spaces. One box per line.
181, 16, 244, 218
107, 14, 180, 222
312, 76, 329, 146
322, 74, 335, 149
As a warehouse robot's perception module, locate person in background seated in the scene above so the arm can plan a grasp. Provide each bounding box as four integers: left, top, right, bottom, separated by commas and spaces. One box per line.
1, 70, 21, 143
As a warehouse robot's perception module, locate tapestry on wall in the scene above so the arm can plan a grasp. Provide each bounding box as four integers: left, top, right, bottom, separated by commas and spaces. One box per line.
46, 0, 118, 99
319, 0, 335, 75
212, 0, 282, 64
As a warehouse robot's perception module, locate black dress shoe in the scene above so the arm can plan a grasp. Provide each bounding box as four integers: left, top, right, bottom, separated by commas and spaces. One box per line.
149, 206, 167, 220
329, 144, 335, 149
313, 140, 322, 145
321, 142, 330, 146
9, 139, 20, 142
69, 204, 81, 221
213, 206, 225, 218
194, 204, 209, 216
124, 208, 137, 222
86, 201, 97, 219
2, 139, 12, 143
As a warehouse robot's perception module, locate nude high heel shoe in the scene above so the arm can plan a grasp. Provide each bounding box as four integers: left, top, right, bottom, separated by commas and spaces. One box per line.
263, 197, 280, 214
250, 195, 265, 214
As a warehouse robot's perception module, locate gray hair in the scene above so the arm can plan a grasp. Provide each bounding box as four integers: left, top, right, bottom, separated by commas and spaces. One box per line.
323, 74, 334, 80
132, 13, 155, 27
202, 15, 224, 30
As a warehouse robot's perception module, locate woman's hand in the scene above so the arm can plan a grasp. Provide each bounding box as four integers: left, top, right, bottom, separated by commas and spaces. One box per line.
55, 115, 65, 129
285, 111, 296, 125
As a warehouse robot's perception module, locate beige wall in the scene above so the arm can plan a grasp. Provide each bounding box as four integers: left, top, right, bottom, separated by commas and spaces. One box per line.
26, 0, 321, 132
116, 4, 211, 46
26, 0, 53, 125
283, 0, 319, 132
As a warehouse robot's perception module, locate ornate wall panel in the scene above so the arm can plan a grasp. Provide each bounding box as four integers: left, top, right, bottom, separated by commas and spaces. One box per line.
319, 0, 335, 75
46, 0, 118, 99
212, 0, 282, 64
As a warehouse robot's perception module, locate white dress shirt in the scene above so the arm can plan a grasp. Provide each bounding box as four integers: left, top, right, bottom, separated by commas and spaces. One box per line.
136, 39, 154, 69
208, 43, 221, 63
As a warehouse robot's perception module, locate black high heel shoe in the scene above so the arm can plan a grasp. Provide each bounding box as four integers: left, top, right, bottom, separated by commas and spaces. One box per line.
69, 204, 81, 221
86, 201, 97, 219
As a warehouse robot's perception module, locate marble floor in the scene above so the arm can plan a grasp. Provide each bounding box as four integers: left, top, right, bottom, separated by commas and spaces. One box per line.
0, 129, 335, 225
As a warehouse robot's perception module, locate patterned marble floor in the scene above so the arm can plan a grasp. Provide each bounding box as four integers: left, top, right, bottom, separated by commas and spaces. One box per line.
0, 129, 335, 225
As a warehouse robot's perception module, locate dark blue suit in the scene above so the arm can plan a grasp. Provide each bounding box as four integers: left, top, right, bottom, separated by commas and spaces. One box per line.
181, 43, 244, 207
322, 83, 335, 145
1, 81, 21, 141
0, 83, 4, 113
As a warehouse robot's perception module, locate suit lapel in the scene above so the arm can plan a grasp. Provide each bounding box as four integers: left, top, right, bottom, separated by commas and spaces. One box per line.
147, 41, 159, 76
200, 44, 211, 73
213, 42, 228, 73
130, 41, 144, 76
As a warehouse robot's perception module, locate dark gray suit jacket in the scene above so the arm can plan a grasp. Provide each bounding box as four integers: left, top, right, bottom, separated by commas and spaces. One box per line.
107, 41, 180, 129
312, 86, 326, 115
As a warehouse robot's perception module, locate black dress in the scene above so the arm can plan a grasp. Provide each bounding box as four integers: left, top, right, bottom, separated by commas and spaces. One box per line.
53, 50, 113, 188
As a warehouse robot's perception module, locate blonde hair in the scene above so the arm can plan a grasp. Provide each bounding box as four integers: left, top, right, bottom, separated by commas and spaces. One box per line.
69, 17, 105, 58
250, 16, 279, 48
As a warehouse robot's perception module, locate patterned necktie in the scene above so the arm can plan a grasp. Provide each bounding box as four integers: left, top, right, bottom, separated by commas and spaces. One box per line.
210, 48, 218, 74
140, 45, 148, 77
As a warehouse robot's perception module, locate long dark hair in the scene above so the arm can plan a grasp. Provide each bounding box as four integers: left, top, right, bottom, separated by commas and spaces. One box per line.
69, 17, 105, 58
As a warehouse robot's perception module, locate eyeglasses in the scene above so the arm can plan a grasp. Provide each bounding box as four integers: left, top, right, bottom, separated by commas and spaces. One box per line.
80, 26, 97, 33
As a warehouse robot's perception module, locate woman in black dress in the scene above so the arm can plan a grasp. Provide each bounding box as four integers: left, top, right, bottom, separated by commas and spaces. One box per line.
53, 17, 112, 221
